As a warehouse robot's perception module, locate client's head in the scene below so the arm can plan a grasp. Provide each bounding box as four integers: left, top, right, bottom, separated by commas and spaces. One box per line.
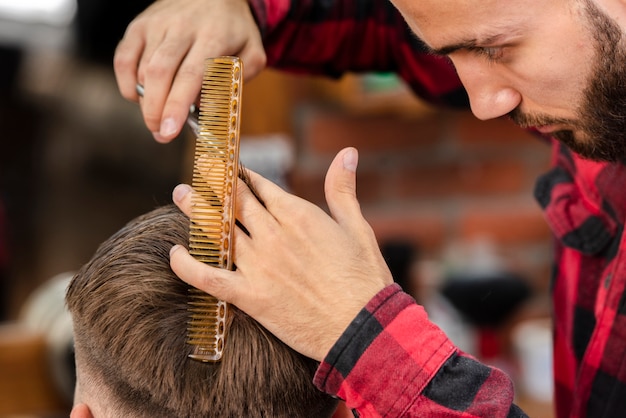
66, 204, 338, 418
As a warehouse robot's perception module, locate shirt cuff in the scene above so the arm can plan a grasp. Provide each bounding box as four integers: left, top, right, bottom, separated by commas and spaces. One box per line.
314, 283, 456, 413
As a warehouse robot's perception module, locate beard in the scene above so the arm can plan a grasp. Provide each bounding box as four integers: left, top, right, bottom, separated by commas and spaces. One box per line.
509, 1, 626, 162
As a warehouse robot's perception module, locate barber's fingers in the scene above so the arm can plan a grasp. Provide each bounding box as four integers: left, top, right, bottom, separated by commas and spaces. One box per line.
170, 180, 255, 297
170, 245, 242, 303
140, 30, 201, 134
113, 30, 145, 103
156, 44, 208, 141
172, 173, 273, 238
174, 148, 365, 236
172, 184, 194, 217
114, 17, 187, 138
170, 218, 254, 302
240, 169, 302, 221
324, 147, 393, 286
237, 29, 267, 81
114, 0, 267, 144
233, 170, 277, 233
170, 152, 394, 361
113, 3, 171, 103
324, 147, 363, 227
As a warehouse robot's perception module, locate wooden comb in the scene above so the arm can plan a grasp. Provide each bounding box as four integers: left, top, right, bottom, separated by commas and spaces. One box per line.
187, 56, 242, 362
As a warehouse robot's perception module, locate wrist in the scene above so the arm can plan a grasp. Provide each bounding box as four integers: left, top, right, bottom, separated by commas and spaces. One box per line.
314, 284, 405, 386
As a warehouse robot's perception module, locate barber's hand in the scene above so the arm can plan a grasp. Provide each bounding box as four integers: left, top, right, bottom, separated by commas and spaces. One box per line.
114, 0, 266, 143
170, 148, 394, 361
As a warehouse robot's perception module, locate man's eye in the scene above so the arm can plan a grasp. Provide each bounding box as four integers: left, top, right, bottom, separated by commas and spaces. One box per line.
471, 46, 504, 63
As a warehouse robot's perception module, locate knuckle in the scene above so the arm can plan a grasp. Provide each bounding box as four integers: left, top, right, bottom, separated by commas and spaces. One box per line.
121, 20, 143, 39
120, 88, 137, 102
175, 65, 201, 82
247, 51, 267, 73
285, 206, 306, 225
144, 61, 170, 79
112, 47, 129, 70
144, 115, 161, 131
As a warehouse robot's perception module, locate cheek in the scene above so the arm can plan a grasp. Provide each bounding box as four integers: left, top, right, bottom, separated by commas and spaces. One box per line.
511, 51, 590, 112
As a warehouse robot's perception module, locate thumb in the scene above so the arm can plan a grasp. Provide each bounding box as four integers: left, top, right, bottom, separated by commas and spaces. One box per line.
324, 147, 361, 225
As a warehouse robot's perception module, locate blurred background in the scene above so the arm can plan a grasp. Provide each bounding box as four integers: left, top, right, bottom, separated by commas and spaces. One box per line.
0, 1, 555, 416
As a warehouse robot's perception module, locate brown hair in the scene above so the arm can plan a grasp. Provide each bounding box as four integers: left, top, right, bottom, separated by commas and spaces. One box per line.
66, 204, 338, 417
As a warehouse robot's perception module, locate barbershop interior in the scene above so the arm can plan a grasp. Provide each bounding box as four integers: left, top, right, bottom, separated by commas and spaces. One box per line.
1, 1, 554, 417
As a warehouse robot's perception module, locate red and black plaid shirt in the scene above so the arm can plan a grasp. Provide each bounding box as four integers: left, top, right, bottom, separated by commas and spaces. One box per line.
250, 1, 625, 416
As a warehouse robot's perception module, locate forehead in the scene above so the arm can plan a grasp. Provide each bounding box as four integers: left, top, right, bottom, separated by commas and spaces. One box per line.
391, 0, 557, 48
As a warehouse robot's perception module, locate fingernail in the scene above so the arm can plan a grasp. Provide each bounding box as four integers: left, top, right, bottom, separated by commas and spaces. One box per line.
343, 148, 358, 172
170, 244, 181, 257
160, 117, 178, 138
172, 184, 193, 203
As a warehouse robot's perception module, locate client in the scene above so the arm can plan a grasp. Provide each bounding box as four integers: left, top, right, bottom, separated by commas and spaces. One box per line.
66, 204, 340, 417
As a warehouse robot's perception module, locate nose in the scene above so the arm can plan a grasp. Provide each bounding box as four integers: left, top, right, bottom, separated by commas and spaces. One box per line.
451, 58, 521, 120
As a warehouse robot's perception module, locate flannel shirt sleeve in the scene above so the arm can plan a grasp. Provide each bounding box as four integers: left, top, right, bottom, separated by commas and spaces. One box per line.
248, 0, 469, 108
314, 284, 526, 417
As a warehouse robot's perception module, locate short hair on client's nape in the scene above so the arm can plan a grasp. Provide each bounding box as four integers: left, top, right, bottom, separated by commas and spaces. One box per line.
66, 204, 339, 418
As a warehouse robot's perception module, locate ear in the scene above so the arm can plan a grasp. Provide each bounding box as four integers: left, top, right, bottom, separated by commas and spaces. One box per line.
70, 403, 94, 418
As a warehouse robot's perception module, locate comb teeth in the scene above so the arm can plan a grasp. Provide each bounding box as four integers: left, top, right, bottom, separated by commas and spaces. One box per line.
187, 56, 242, 362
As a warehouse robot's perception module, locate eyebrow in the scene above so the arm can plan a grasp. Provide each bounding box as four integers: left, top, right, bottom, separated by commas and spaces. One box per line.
430, 40, 479, 56
429, 33, 508, 56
